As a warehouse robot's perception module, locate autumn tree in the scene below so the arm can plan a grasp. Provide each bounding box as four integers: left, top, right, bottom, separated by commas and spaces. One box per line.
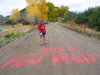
9, 8, 20, 28
54, 8, 58, 21
46, 1, 55, 21
25, 3, 41, 24
25, 0, 49, 24
58, 5, 69, 18
39, 0, 49, 21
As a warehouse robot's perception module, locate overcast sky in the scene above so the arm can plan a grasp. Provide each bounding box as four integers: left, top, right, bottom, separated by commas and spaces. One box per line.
0, 0, 100, 17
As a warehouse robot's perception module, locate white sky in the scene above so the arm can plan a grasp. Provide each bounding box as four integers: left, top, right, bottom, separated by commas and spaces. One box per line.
0, 0, 100, 17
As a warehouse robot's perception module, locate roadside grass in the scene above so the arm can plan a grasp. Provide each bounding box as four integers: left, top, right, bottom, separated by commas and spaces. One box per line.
0, 25, 30, 31
48, 21, 52, 24
0, 25, 30, 38
60, 23, 100, 40
0, 22, 51, 48
0, 25, 37, 48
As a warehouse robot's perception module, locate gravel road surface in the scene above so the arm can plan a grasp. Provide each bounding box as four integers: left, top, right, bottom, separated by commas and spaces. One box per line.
0, 22, 100, 75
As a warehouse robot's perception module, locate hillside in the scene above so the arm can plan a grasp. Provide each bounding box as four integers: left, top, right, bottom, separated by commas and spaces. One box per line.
0, 15, 8, 26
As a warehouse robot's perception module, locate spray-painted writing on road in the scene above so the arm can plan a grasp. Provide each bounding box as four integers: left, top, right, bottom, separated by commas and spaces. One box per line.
0, 46, 99, 70
40, 46, 81, 52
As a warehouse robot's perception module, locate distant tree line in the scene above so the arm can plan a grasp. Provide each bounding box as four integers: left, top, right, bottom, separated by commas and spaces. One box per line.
5, 0, 69, 27
46, 1, 69, 21
63, 6, 100, 31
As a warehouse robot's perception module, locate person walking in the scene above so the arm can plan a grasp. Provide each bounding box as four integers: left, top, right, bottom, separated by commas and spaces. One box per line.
38, 20, 46, 45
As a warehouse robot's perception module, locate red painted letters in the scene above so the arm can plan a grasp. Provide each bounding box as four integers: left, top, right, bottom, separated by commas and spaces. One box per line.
0, 46, 100, 70
26, 57, 42, 67
0, 59, 16, 70
71, 56, 84, 63
69, 46, 81, 51
53, 57, 64, 65
15, 57, 29, 67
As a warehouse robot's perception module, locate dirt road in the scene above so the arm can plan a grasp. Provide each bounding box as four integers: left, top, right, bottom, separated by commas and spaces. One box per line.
0, 22, 100, 75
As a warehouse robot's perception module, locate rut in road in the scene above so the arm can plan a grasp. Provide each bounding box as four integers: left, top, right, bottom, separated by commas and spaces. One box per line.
0, 22, 100, 75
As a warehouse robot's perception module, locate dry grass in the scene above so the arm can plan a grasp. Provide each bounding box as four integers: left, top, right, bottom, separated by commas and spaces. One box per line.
0, 25, 37, 48
0, 24, 30, 31
0, 24, 30, 38
60, 21, 100, 40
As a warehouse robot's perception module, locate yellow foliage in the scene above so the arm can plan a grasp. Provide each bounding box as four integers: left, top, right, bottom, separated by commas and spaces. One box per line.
58, 5, 69, 18
38, 0, 49, 21
9, 8, 20, 23
25, 4, 41, 24
25, 0, 49, 22
54, 8, 58, 21
61, 18, 64, 21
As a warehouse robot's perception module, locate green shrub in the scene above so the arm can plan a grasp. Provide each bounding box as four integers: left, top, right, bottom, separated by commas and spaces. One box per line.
17, 19, 25, 23
28, 25, 36, 33
48, 21, 51, 24
4, 32, 15, 38
5, 20, 13, 25
64, 7, 100, 31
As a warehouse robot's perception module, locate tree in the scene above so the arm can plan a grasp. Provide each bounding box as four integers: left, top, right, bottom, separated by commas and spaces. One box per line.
38, 0, 49, 21
63, 12, 78, 23
9, 8, 20, 28
46, 1, 55, 20
54, 8, 58, 21
58, 5, 69, 18
63, 6, 100, 31
25, 0, 49, 24
17, 19, 25, 23
5, 20, 13, 25
88, 7, 100, 31
25, 4, 41, 25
